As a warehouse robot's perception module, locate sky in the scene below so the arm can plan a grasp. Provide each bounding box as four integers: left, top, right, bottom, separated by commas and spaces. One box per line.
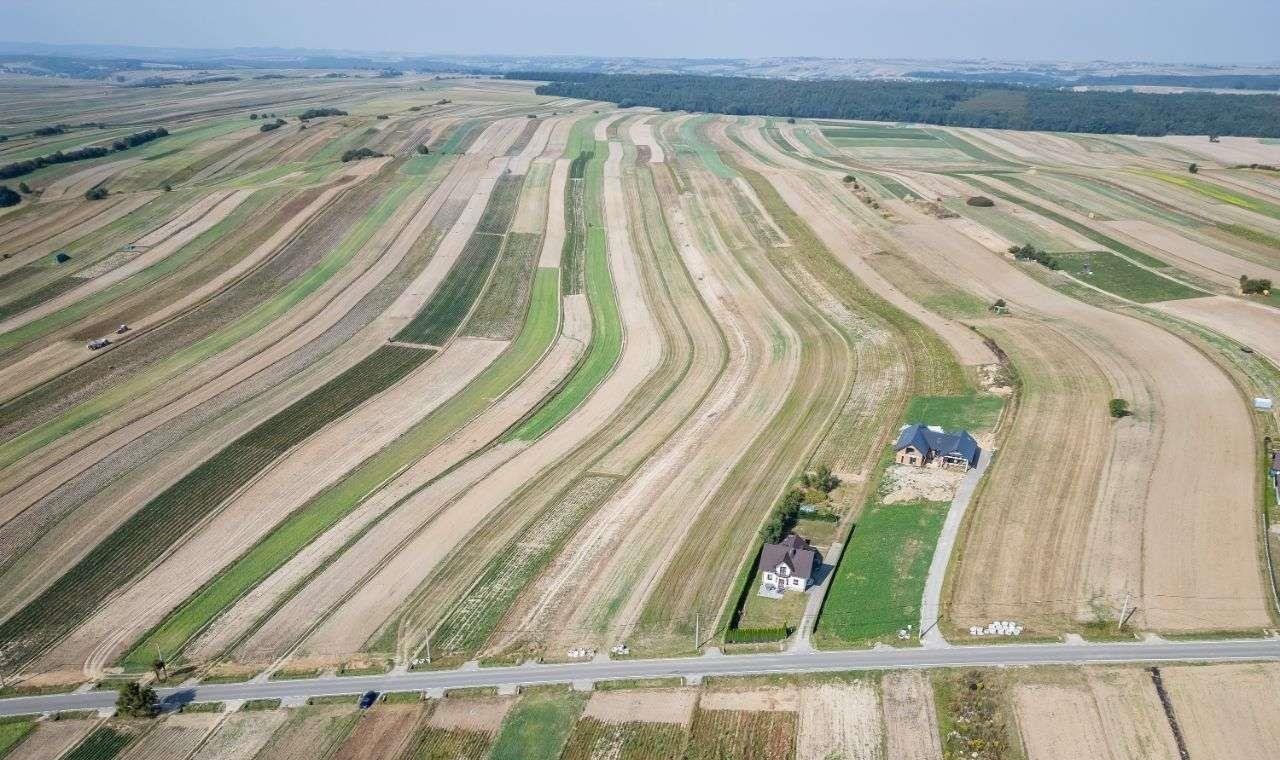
3, 0, 1278, 64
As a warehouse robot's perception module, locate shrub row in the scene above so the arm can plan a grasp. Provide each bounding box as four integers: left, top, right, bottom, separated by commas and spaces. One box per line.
1009, 243, 1061, 270
725, 625, 792, 643
0, 127, 168, 180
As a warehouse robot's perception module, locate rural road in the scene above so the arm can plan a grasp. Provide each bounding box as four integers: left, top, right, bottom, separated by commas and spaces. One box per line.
920, 449, 992, 647
2, 638, 1278, 717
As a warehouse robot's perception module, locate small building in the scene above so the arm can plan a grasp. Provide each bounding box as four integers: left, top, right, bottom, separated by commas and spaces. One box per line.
1254, 397, 1273, 412
893, 423, 981, 471
758, 534, 819, 598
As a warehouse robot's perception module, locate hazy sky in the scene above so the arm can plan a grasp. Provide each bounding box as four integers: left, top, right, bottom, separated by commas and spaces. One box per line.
4, 0, 1278, 63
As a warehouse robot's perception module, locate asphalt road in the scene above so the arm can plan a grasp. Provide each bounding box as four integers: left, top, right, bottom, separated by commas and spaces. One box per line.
2, 638, 1278, 717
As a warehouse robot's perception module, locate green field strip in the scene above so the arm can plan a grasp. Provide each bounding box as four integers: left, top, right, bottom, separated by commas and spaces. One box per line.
490, 690, 587, 760
830, 136, 949, 149
394, 173, 527, 345
474, 174, 524, 234
1138, 169, 1280, 220
0, 345, 433, 667
462, 232, 543, 339
434, 119, 485, 155
61, 725, 140, 760
0, 278, 85, 321
0, 177, 417, 471
0, 718, 34, 758
309, 123, 373, 166
679, 116, 735, 179
507, 143, 619, 441
819, 125, 936, 141
928, 130, 1019, 166
1216, 222, 1280, 250
943, 197, 1079, 253
1032, 173, 1198, 226
562, 718, 689, 760
1053, 250, 1203, 302
127, 270, 561, 668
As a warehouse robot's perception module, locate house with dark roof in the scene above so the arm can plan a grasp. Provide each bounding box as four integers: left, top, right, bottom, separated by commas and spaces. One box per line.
758, 534, 819, 598
893, 424, 981, 471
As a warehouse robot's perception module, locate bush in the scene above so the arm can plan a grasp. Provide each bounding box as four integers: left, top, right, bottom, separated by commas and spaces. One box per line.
340, 147, 385, 163
376, 114, 389, 120
259, 119, 286, 132
84, 186, 109, 201
17, 182, 31, 194
250, 113, 259, 120
842, 174, 856, 183
1240, 275, 1272, 295
1189, 162, 1199, 174
115, 682, 158, 718
725, 626, 791, 643
0, 185, 19, 208
966, 195, 995, 207
1009, 243, 1060, 270
1109, 398, 1130, 418
416, 144, 430, 155
34, 124, 67, 136
299, 107, 348, 120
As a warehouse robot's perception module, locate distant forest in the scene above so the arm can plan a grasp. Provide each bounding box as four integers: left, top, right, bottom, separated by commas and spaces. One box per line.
516, 72, 1280, 137
908, 71, 1280, 92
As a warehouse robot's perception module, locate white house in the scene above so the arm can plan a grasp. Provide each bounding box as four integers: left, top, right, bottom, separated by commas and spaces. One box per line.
758, 534, 819, 598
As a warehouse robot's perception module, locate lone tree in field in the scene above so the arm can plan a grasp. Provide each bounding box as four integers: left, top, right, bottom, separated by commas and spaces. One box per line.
1188, 163, 1199, 174
842, 174, 856, 184
416, 144, 430, 155
1109, 398, 1130, 418
84, 186, 109, 201
0, 185, 19, 208
116, 682, 159, 718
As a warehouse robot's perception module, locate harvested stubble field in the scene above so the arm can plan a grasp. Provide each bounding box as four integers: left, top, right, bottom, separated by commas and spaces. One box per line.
0, 70, 1277, 753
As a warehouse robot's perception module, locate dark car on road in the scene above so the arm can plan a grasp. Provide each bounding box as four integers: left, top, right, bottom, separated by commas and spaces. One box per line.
358, 691, 378, 709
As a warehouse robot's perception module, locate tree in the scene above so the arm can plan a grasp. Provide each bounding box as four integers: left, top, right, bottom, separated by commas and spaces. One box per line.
84, 186, 109, 201
17, 182, 31, 194
1109, 398, 1130, 418
115, 682, 159, 718
162, 182, 172, 192
416, 144, 430, 155
842, 174, 856, 184
1188, 163, 1199, 174
0, 185, 19, 208
151, 656, 167, 681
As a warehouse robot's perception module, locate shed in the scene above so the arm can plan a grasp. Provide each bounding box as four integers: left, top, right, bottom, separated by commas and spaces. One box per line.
1254, 397, 1273, 411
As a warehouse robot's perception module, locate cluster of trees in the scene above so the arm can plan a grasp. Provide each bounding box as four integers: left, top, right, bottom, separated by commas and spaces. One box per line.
1009, 244, 1061, 270
966, 196, 995, 207
0, 127, 168, 180
0, 185, 20, 208
33, 124, 68, 136
1240, 274, 1273, 295
515, 72, 1280, 137
341, 147, 385, 162
112, 127, 168, 151
299, 107, 348, 120
259, 119, 287, 132
116, 682, 159, 718
760, 465, 840, 543
84, 186, 109, 200
415, 144, 431, 155
1109, 398, 1131, 418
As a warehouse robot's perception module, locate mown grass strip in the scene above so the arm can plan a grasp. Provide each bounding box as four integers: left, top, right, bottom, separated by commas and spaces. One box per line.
0, 345, 432, 667
394, 232, 504, 344
434, 119, 485, 155
135, 270, 561, 667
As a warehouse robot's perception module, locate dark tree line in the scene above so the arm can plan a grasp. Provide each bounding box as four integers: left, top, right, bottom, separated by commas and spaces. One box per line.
513, 72, 1280, 137
0, 127, 168, 180
299, 107, 348, 120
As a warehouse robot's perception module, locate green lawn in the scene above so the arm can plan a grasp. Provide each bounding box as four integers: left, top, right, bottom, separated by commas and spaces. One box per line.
490, 690, 586, 760
904, 394, 1005, 432
813, 497, 949, 647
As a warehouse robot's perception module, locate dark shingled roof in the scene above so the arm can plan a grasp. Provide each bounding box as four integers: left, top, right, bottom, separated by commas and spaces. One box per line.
758, 534, 818, 580
893, 423, 981, 467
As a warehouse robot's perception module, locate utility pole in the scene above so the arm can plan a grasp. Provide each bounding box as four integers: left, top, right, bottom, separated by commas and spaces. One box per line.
1117, 592, 1131, 632
694, 613, 700, 652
